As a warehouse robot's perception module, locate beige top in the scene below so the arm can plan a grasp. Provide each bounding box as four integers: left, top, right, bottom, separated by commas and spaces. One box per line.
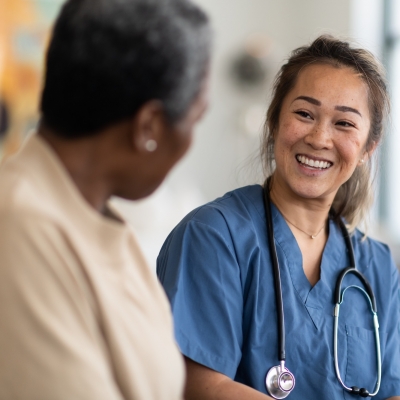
0, 134, 185, 400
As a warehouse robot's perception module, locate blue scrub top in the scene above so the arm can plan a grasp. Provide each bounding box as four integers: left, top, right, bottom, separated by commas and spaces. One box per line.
157, 185, 400, 400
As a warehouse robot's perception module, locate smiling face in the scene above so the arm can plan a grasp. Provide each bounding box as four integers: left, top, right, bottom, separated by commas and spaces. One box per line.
272, 63, 372, 204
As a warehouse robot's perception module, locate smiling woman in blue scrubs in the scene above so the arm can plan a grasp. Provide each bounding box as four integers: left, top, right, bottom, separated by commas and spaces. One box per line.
157, 36, 400, 400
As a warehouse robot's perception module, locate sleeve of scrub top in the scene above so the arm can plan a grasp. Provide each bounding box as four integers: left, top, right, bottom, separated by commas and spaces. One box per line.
157, 208, 243, 379
0, 214, 125, 400
379, 255, 400, 398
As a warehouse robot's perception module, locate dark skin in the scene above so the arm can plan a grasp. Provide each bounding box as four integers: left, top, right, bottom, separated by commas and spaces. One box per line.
38, 87, 209, 216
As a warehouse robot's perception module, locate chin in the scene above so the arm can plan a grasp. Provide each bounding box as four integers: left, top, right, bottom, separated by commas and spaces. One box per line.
117, 182, 162, 202
289, 181, 332, 200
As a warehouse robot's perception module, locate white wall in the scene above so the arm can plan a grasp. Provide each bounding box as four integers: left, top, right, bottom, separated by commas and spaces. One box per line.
382, 0, 400, 247
174, 0, 352, 202
350, 0, 384, 56
114, 0, 358, 270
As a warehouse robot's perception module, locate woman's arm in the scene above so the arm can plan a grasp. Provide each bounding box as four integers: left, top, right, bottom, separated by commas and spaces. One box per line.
184, 357, 400, 400
184, 357, 273, 400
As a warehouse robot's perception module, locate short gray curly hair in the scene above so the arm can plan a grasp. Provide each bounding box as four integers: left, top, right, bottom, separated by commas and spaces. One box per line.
41, 0, 212, 137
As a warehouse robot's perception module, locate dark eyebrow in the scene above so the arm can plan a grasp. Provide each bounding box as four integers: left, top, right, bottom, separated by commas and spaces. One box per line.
292, 96, 321, 106
293, 96, 362, 117
335, 105, 362, 117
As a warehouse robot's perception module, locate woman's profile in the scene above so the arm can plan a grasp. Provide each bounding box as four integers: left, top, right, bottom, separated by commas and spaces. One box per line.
0, 0, 211, 399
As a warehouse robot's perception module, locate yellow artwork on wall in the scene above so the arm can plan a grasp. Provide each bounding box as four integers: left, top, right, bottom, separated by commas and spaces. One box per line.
0, 0, 63, 158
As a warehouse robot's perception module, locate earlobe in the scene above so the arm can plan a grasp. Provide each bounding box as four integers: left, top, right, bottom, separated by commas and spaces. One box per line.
144, 139, 158, 152
358, 141, 378, 165
271, 126, 278, 142
357, 151, 367, 166
131, 100, 165, 153
366, 140, 378, 157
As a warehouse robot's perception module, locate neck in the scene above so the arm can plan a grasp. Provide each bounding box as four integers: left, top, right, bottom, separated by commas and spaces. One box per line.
268, 175, 332, 238
38, 124, 116, 213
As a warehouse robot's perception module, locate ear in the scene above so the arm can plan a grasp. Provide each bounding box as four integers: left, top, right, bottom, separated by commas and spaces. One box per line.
130, 100, 167, 153
358, 141, 378, 166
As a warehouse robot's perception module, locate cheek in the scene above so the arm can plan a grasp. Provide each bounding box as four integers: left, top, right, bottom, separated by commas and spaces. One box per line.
337, 136, 364, 166
274, 121, 305, 157
185, 130, 194, 147
173, 130, 194, 163
177, 131, 193, 158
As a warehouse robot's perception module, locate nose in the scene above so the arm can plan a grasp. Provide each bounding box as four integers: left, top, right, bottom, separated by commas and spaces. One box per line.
304, 122, 333, 150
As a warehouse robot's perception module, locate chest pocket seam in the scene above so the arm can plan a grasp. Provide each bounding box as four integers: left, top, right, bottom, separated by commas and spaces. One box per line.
343, 324, 387, 400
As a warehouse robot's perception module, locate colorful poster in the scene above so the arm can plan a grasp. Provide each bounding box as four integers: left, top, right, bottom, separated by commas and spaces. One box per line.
0, 0, 63, 158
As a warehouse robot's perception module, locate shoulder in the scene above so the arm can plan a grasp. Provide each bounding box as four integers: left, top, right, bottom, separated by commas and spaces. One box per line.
351, 229, 393, 262
0, 138, 79, 236
158, 185, 266, 277
351, 229, 399, 282
0, 159, 56, 224
0, 160, 71, 266
0, 203, 69, 275
0, 184, 51, 236
177, 184, 264, 232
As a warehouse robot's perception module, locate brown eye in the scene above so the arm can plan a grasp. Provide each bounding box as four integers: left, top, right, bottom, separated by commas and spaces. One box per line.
337, 121, 355, 128
296, 111, 312, 119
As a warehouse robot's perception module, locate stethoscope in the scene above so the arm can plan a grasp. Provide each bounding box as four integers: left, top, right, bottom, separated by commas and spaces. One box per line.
262, 179, 381, 399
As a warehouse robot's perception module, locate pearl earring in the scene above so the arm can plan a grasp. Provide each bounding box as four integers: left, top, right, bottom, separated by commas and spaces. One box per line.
359, 159, 364, 164
145, 139, 157, 152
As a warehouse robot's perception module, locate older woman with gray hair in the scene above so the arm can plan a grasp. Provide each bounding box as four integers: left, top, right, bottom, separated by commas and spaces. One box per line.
0, 0, 211, 399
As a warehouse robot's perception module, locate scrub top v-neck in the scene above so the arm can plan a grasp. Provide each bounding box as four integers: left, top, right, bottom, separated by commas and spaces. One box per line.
157, 185, 400, 400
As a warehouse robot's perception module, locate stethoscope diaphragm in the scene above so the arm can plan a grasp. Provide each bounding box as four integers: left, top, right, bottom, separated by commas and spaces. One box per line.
265, 362, 295, 399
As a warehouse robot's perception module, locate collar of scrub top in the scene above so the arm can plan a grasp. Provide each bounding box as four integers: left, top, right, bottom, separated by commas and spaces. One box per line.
263, 177, 381, 399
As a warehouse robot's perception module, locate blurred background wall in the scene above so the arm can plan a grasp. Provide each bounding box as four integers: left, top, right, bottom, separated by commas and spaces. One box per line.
1, 0, 399, 270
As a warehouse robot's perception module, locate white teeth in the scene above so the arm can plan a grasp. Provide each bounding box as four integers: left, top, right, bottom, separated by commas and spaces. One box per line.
296, 155, 331, 169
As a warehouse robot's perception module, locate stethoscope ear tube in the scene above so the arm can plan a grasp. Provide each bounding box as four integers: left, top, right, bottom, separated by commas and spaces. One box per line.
334, 267, 378, 313
334, 216, 377, 313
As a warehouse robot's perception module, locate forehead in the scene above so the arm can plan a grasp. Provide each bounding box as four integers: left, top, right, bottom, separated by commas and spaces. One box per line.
287, 63, 370, 112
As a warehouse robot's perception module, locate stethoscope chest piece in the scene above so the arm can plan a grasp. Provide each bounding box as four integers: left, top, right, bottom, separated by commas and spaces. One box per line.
262, 180, 381, 398
265, 362, 295, 399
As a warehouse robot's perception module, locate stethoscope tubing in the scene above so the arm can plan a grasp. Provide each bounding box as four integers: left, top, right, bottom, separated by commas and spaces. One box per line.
333, 218, 381, 396
263, 179, 382, 398
264, 182, 286, 362
333, 285, 382, 397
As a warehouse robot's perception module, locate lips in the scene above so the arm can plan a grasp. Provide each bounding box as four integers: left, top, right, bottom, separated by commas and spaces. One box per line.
296, 155, 332, 169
